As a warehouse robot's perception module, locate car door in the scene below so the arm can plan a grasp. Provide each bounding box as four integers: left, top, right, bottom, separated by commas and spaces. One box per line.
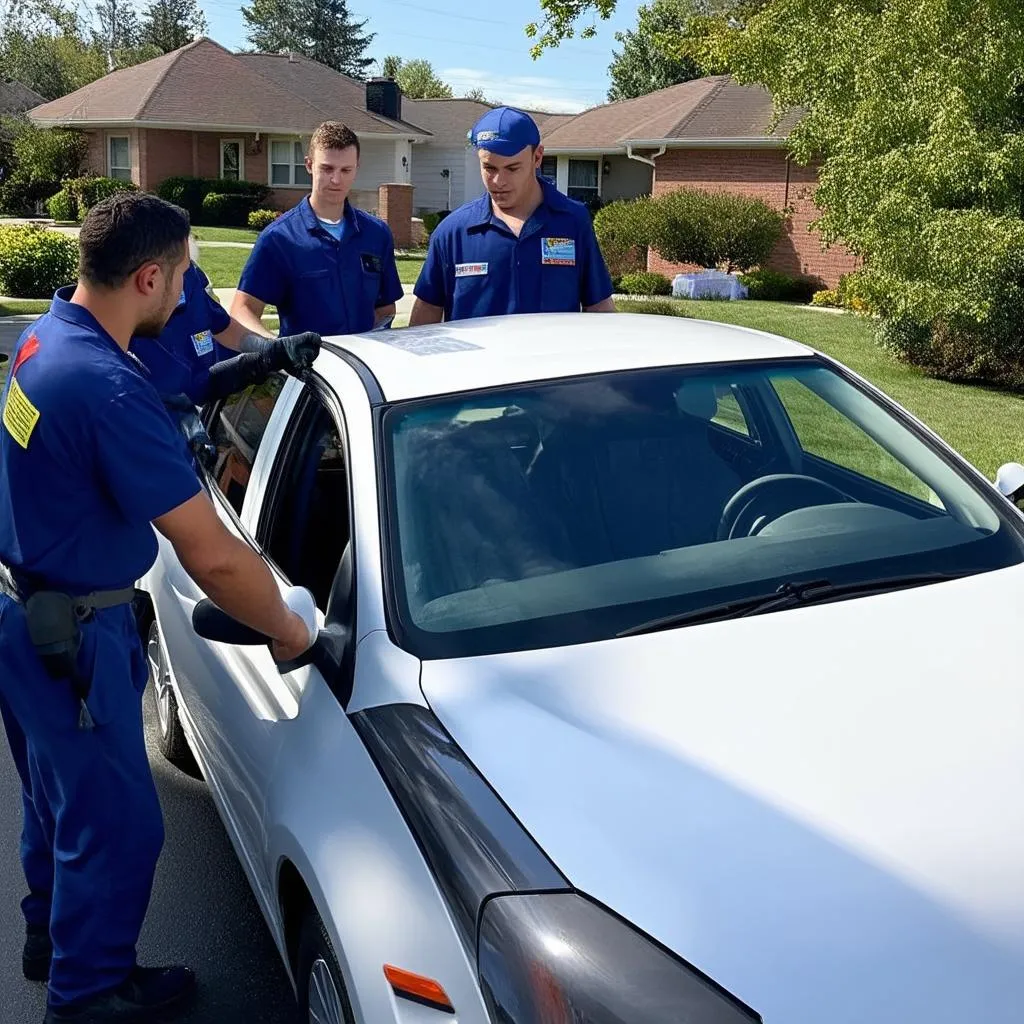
168, 375, 358, 904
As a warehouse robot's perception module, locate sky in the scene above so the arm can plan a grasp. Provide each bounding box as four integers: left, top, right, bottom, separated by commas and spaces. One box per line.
200, 0, 643, 113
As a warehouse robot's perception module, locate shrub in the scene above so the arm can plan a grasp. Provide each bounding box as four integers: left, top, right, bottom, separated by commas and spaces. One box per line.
248, 208, 280, 231
4, 118, 86, 185
594, 198, 654, 278
811, 289, 841, 307
615, 298, 683, 317
157, 176, 270, 220
47, 188, 77, 222
619, 271, 672, 296
0, 176, 59, 216
739, 267, 821, 303
0, 225, 78, 298
67, 175, 138, 214
201, 192, 256, 227
648, 188, 785, 273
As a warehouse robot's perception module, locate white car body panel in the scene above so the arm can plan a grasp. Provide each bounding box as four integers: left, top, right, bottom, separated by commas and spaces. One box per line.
140, 314, 1024, 1023
421, 564, 1024, 1023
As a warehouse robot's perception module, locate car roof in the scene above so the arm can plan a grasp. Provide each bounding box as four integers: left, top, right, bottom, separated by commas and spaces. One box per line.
323, 312, 815, 402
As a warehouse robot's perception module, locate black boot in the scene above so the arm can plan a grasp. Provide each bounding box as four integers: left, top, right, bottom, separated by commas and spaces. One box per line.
43, 965, 197, 1022
23, 924, 52, 982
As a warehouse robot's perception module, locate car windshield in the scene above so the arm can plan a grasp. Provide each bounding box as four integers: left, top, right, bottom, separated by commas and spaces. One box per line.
381, 357, 1024, 658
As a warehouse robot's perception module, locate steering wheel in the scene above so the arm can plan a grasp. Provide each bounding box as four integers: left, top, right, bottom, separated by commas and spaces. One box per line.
717, 473, 853, 540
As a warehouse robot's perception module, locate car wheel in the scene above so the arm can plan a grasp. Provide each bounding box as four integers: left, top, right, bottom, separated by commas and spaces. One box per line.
297, 910, 354, 1024
145, 619, 193, 769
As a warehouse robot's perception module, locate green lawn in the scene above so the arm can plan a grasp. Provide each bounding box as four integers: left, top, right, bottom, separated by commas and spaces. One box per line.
0, 299, 50, 317
192, 226, 260, 243
617, 298, 1024, 478
197, 249, 423, 289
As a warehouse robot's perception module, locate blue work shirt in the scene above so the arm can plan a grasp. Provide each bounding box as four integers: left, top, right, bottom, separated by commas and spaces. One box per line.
0, 289, 201, 593
414, 177, 613, 321
129, 262, 231, 405
237, 197, 403, 336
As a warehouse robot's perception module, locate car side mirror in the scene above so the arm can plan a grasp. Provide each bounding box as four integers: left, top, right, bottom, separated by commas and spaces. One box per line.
994, 462, 1024, 502
191, 598, 347, 676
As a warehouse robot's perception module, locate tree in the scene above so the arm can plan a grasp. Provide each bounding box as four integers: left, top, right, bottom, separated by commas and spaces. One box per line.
464, 87, 487, 102
242, 0, 374, 78
141, 0, 208, 52
607, 0, 704, 101
378, 56, 453, 99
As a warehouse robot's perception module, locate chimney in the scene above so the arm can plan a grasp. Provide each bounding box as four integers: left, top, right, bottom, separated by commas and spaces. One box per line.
366, 77, 402, 122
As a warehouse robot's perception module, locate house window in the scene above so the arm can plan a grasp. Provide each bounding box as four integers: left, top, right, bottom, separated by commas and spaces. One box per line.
567, 158, 599, 202
220, 139, 243, 181
540, 155, 557, 182
270, 139, 312, 187
108, 136, 131, 181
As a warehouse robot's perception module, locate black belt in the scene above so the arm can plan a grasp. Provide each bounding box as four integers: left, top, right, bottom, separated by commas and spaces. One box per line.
0, 564, 136, 613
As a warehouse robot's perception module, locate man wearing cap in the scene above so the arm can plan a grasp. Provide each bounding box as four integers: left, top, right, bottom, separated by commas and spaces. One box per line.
410, 107, 615, 325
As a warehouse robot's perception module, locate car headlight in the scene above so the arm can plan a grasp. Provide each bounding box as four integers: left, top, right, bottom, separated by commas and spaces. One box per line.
478, 892, 760, 1023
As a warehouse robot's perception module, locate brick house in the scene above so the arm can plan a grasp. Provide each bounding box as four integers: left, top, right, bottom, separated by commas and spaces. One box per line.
26, 38, 431, 245
540, 76, 859, 287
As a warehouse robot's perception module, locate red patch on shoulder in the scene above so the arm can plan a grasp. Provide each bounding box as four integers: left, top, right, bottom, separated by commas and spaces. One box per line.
12, 334, 40, 377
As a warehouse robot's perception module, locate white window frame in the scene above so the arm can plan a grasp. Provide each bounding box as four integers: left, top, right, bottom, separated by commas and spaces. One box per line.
268, 136, 312, 189
107, 135, 131, 182
220, 139, 244, 182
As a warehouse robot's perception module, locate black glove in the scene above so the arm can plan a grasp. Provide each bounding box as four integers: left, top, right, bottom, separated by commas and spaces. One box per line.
268, 332, 322, 373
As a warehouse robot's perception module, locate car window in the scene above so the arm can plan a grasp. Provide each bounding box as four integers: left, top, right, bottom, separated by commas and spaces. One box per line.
382, 359, 1023, 659
207, 374, 287, 516
262, 396, 351, 611
771, 377, 933, 502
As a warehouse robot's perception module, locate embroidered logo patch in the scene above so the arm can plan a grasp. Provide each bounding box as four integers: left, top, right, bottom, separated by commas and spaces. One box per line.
3, 376, 40, 449
191, 329, 214, 357
542, 237, 576, 266
455, 262, 488, 277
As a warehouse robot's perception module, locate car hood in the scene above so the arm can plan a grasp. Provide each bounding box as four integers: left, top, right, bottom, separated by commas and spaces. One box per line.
420, 567, 1024, 1023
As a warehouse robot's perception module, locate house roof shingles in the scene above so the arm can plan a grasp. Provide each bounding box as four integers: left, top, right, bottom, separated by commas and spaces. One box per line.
540, 76, 801, 151
404, 98, 568, 147
1, 80, 47, 115
29, 39, 425, 137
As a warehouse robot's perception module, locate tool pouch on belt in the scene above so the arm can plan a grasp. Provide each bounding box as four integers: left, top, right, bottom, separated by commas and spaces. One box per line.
24, 592, 93, 729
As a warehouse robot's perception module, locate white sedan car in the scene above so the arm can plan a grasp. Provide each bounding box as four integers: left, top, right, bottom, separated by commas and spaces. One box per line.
139, 312, 1024, 1024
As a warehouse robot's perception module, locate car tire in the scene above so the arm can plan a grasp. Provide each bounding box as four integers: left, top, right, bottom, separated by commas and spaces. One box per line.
145, 619, 193, 770
297, 909, 355, 1024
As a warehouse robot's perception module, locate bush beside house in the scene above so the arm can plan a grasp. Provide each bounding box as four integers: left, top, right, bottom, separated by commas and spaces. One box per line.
248, 209, 280, 231
156, 177, 270, 222
0, 225, 78, 298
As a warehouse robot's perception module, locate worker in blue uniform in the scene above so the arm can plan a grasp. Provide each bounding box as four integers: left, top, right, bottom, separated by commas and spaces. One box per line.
129, 234, 320, 454
230, 121, 403, 338
0, 192, 314, 1023
410, 106, 616, 324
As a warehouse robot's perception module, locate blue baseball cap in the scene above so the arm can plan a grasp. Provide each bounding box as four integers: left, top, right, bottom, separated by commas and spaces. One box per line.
468, 107, 541, 156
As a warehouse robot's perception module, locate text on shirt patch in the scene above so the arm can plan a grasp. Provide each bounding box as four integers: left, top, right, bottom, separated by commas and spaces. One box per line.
455, 262, 489, 277
3, 377, 40, 449
191, 330, 214, 357
542, 238, 576, 266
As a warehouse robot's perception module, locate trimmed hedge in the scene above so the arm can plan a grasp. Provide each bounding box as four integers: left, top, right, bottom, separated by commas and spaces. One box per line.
248, 208, 280, 231
0, 177, 59, 216
202, 192, 256, 227
157, 176, 270, 220
594, 198, 654, 278
619, 271, 672, 296
46, 188, 77, 223
0, 225, 78, 298
44, 176, 137, 223
738, 267, 821, 303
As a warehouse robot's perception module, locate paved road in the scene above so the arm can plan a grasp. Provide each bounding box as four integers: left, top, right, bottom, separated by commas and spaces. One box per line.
1, 317, 36, 361
0, 682, 304, 1024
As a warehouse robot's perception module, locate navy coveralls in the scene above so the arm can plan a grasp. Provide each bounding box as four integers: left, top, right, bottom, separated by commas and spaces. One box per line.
129, 261, 231, 406
237, 196, 404, 336
413, 176, 614, 321
0, 292, 200, 1007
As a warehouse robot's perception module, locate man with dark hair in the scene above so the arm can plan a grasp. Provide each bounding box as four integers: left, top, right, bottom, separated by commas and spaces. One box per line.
0, 191, 315, 1023
410, 107, 615, 324
231, 120, 403, 337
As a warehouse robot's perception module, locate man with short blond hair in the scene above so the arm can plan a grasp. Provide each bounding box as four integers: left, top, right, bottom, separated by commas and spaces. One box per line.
231, 120, 402, 337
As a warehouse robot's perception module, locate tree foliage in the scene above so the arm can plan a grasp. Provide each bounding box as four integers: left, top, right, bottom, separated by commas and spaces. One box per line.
379, 56, 453, 99
531, 0, 1024, 386
242, 0, 374, 77
141, 0, 208, 52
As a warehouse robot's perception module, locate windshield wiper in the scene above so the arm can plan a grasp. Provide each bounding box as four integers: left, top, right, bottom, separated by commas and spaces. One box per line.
616, 572, 964, 638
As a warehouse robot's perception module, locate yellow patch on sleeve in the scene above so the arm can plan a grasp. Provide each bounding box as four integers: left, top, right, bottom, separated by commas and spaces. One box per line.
3, 377, 40, 449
